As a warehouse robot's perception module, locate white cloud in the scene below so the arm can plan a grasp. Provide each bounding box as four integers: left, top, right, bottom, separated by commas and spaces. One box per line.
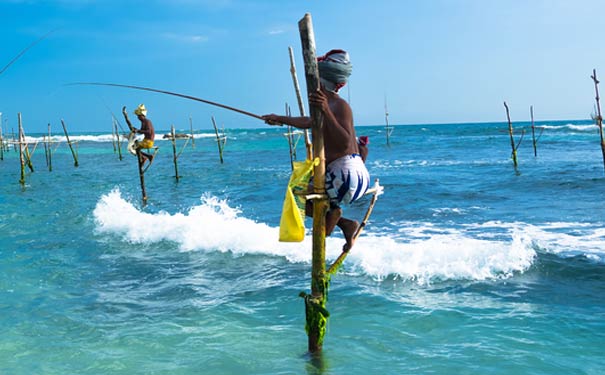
161, 32, 209, 43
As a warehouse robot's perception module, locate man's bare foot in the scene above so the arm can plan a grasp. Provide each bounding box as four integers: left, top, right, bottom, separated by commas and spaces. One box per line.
339, 218, 359, 252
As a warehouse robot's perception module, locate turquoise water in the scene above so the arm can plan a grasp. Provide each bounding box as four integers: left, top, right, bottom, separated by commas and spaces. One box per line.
1, 120, 604, 374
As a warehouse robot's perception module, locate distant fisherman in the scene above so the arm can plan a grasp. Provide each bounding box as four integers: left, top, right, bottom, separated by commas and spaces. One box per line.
263, 49, 370, 251
123, 104, 156, 168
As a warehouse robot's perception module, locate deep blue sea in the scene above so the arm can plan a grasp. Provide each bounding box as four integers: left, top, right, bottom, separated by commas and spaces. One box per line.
1, 120, 604, 374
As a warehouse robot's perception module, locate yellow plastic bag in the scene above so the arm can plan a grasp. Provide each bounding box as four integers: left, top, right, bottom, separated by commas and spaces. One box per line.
279, 158, 318, 242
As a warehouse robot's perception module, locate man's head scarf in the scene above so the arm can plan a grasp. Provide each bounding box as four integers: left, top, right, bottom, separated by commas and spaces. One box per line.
134, 104, 147, 116
317, 49, 352, 93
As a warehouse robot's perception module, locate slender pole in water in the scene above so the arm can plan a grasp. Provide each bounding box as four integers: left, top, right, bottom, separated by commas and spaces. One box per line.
19, 118, 34, 172
137, 150, 148, 204
299, 13, 329, 354
503, 102, 518, 168
0, 112, 3, 161
189, 116, 195, 149
288, 46, 313, 160
61, 119, 79, 167
18, 113, 25, 185
530, 105, 537, 157
590, 69, 605, 174
114, 119, 123, 161
285, 103, 295, 170
385, 95, 391, 146
211, 116, 224, 164
171, 125, 180, 181
47, 123, 53, 171
111, 116, 117, 153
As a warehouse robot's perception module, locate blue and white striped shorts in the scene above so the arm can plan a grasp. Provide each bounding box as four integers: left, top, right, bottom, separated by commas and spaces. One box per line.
325, 154, 370, 206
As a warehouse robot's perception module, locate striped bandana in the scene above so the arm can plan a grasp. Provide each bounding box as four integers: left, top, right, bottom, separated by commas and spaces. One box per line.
317, 49, 352, 93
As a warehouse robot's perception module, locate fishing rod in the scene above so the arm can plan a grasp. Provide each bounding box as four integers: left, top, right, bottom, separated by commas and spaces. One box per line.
69, 82, 264, 121
0, 29, 58, 76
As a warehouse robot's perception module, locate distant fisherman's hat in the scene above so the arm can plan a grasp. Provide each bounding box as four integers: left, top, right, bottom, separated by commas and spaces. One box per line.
317, 49, 352, 93
134, 104, 147, 116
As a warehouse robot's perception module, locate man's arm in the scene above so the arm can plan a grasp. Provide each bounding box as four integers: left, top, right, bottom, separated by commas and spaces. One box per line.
262, 114, 312, 129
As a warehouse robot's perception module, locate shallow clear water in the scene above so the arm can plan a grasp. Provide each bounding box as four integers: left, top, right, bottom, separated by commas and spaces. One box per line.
1, 120, 604, 374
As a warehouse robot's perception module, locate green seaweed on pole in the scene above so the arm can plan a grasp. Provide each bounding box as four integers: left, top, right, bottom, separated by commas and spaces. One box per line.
590, 69, 605, 174
61, 119, 79, 167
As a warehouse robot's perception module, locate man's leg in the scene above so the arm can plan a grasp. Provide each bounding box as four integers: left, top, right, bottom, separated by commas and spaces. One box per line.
337, 216, 359, 252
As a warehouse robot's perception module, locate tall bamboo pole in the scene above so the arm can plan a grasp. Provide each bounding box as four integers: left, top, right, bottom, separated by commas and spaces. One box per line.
19, 118, 34, 172
590, 69, 605, 174
113, 119, 123, 161
136, 150, 148, 204
111, 117, 117, 153
0, 112, 3, 161
47, 123, 53, 171
530, 105, 537, 157
385, 95, 391, 146
171, 125, 180, 181
285, 103, 295, 170
288, 46, 313, 160
189, 116, 195, 148
61, 119, 79, 167
299, 13, 329, 354
17, 113, 25, 185
211, 116, 224, 164
503, 102, 518, 168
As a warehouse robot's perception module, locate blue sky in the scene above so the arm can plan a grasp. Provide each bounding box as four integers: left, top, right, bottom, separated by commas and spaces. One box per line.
1, 0, 605, 133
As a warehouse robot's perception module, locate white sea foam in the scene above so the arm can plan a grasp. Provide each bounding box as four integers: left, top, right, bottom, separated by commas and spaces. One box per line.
92, 189, 605, 284
18, 132, 218, 144
541, 124, 597, 132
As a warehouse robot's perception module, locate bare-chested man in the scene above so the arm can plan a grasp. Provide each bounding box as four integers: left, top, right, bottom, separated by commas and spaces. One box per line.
123, 104, 155, 168
262, 49, 370, 251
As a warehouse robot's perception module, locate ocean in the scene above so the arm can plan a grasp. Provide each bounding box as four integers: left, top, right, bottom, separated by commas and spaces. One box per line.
0, 120, 604, 374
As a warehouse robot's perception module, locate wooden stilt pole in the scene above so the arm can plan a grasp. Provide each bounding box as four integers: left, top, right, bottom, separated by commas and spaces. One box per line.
0, 112, 4, 161
299, 13, 329, 354
171, 125, 180, 181
114, 119, 123, 161
111, 117, 117, 153
17, 113, 26, 185
211, 116, 224, 164
18, 117, 34, 172
61, 119, 79, 167
285, 103, 296, 170
136, 149, 148, 204
288, 46, 313, 160
530, 106, 538, 157
385, 95, 392, 146
189, 116, 195, 149
590, 69, 605, 174
503, 102, 519, 168
47, 123, 53, 171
